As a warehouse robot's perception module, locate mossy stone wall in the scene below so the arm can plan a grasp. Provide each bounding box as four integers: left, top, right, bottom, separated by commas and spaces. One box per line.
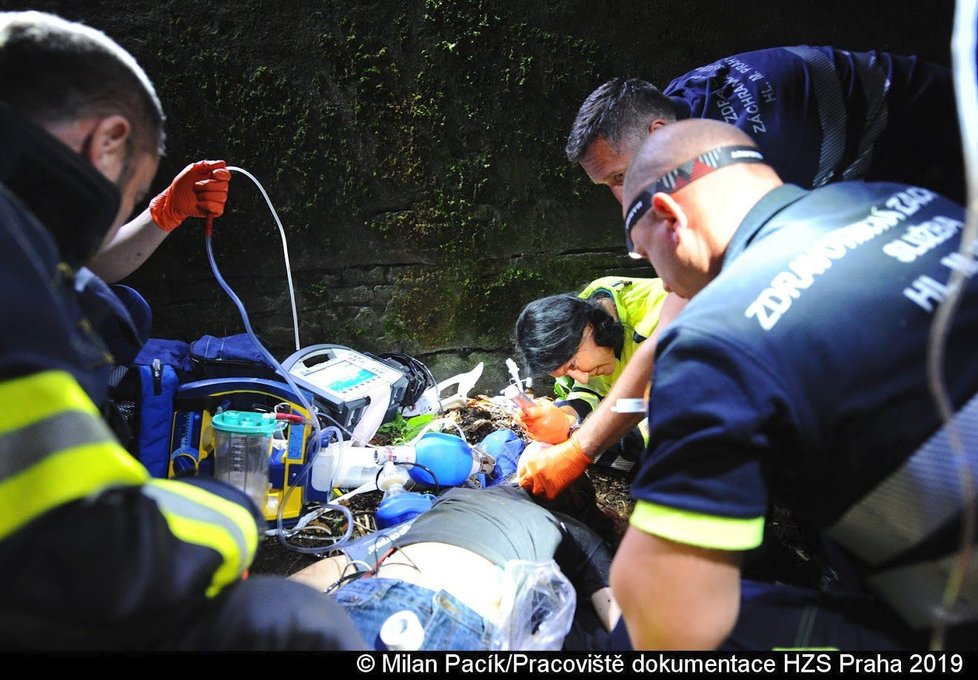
3, 0, 955, 390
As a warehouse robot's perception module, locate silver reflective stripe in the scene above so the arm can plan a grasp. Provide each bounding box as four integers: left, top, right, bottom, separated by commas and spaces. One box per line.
107, 364, 129, 388
794, 605, 819, 647
828, 391, 978, 565
841, 51, 891, 180
0, 409, 114, 480
141, 482, 252, 574
784, 46, 847, 187
867, 550, 978, 628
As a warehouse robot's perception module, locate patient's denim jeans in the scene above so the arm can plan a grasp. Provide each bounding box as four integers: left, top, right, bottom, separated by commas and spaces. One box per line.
333, 577, 495, 651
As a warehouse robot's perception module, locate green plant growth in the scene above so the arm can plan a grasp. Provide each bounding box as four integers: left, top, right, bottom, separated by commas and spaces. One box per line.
110, 1, 616, 360
374, 413, 436, 445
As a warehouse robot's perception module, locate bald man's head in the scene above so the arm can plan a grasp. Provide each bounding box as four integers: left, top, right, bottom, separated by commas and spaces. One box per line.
620, 119, 783, 299
623, 119, 760, 207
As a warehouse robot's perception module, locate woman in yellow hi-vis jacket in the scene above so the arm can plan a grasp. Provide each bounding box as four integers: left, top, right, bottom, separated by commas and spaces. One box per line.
514, 276, 682, 474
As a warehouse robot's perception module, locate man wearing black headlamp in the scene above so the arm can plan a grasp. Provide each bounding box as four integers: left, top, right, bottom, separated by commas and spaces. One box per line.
519, 44, 961, 502
611, 118, 977, 650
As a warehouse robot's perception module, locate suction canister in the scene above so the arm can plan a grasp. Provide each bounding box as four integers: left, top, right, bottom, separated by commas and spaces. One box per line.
211, 410, 276, 511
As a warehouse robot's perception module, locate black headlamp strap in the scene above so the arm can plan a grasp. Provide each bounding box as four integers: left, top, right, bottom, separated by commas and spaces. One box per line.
624, 145, 765, 233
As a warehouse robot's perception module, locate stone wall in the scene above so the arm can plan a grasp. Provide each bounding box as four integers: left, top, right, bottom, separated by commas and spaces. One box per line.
2, 0, 956, 393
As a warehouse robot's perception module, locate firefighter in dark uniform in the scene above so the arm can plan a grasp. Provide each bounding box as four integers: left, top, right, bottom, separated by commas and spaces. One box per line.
520, 44, 962, 504
0, 11, 363, 650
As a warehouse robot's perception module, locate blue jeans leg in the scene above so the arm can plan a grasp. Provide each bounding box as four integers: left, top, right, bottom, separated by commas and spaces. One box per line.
333, 577, 495, 651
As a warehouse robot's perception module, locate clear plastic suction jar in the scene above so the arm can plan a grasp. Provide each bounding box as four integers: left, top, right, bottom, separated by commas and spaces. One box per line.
211, 410, 277, 511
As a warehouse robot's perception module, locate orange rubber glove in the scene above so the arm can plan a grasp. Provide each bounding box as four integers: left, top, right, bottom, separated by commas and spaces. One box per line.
149, 160, 231, 232
517, 435, 592, 501
517, 399, 578, 444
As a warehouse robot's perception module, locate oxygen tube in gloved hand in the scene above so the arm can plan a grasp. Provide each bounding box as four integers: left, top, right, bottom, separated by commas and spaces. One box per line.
202, 171, 352, 555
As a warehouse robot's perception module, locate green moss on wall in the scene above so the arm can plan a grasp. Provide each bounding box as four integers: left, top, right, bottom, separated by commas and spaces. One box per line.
10, 0, 954, 369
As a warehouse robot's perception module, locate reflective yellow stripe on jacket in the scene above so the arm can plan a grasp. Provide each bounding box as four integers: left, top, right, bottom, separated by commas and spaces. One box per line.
0, 370, 147, 540
143, 479, 259, 597
0, 370, 258, 595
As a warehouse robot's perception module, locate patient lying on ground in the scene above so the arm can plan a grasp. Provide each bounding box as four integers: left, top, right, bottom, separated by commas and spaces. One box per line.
290, 484, 619, 650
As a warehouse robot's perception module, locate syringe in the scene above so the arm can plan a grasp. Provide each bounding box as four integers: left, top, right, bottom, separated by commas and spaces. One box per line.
504, 384, 535, 412
505, 358, 522, 386
504, 358, 535, 413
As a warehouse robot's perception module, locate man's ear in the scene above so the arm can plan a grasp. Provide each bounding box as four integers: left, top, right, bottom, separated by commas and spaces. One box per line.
651, 192, 686, 238
647, 118, 669, 135
81, 115, 131, 182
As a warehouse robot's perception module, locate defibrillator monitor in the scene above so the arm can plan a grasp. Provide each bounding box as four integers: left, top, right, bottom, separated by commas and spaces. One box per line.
282, 345, 410, 439
309, 358, 379, 396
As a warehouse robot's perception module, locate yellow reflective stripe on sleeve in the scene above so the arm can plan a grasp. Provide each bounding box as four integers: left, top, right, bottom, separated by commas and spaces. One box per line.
0, 441, 147, 540
0, 370, 100, 433
1, 409, 116, 478
0, 370, 148, 540
629, 500, 765, 551
143, 479, 259, 597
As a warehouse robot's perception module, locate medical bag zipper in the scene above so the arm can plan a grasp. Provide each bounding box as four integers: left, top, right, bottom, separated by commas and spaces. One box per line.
152, 358, 163, 396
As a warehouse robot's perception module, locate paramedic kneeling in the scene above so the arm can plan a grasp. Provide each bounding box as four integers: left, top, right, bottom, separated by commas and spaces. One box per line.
612, 118, 978, 650
515, 276, 685, 475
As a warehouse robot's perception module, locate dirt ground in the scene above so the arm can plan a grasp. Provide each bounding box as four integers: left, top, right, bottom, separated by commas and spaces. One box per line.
250, 396, 635, 577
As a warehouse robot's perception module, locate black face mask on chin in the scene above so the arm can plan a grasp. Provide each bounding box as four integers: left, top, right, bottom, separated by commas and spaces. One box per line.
0, 101, 121, 268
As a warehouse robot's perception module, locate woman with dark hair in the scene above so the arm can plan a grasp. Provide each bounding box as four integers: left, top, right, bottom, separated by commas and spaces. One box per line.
514, 277, 676, 472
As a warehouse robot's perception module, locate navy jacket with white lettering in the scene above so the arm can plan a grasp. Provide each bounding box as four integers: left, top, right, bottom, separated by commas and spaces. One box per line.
632, 182, 978, 626
664, 47, 964, 203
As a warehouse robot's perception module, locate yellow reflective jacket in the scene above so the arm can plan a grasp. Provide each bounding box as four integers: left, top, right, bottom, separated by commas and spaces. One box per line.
555, 276, 668, 440
1, 135, 259, 645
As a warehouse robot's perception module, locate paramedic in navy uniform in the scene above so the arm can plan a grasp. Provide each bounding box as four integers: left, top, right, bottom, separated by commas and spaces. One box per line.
519, 45, 961, 502
567, 46, 963, 206
611, 118, 978, 650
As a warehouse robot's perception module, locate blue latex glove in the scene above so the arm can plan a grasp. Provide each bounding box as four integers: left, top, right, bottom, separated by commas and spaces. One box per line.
480, 428, 526, 486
